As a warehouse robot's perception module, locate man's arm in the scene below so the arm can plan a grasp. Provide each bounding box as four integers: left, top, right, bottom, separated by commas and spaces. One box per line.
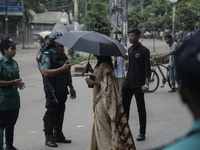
43, 61, 73, 77
141, 49, 151, 93
159, 51, 174, 58
123, 54, 128, 60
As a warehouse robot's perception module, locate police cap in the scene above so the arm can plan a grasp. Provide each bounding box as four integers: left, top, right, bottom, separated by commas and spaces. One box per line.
0, 36, 18, 47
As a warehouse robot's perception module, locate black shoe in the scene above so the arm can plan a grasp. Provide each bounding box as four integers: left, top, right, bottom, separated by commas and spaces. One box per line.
5, 145, 18, 150
54, 131, 71, 143
45, 135, 58, 147
55, 138, 71, 143
136, 134, 145, 141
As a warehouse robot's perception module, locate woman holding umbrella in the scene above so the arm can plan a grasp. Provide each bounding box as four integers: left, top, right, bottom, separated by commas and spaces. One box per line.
85, 56, 136, 150
0, 36, 25, 150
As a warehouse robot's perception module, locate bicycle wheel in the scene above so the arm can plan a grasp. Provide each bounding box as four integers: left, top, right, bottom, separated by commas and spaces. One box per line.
149, 70, 159, 93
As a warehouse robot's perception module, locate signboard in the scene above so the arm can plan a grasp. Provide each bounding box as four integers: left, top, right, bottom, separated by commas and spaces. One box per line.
0, 1, 23, 16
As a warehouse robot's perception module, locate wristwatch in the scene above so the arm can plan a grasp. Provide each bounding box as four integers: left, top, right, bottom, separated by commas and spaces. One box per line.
144, 84, 149, 89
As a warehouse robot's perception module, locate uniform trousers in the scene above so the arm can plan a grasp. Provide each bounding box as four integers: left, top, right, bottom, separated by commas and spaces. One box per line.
122, 86, 146, 135
0, 109, 19, 146
43, 102, 66, 135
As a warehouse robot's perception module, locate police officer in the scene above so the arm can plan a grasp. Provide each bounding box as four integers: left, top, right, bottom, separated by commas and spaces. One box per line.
0, 36, 25, 150
41, 31, 76, 147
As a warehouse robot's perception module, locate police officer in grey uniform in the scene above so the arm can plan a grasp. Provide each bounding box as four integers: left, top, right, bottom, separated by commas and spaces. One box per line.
41, 32, 76, 147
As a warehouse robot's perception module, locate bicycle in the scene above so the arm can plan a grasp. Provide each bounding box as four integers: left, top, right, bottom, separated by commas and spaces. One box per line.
148, 57, 172, 93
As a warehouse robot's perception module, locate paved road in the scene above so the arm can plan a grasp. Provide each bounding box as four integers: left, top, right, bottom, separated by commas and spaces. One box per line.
1, 39, 192, 150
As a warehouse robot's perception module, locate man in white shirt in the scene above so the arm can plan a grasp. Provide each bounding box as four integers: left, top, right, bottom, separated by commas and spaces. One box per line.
112, 38, 128, 97
159, 34, 179, 92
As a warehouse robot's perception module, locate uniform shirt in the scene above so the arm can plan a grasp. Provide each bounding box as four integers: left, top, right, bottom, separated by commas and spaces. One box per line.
0, 56, 20, 110
169, 42, 178, 67
42, 48, 72, 96
158, 119, 200, 150
42, 48, 55, 69
123, 43, 151, 88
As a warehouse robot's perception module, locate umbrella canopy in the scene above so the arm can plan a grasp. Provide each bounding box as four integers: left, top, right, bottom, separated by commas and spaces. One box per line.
38, 31, 51, 39
55, 31, 127, 56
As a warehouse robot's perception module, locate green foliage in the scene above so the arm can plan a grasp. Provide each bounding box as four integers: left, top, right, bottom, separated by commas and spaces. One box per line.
68, 49, 76, 59
128, 0, 173, 30
68, 55, 97, 64
82, 0, 112, 36
176, 1, 200, 30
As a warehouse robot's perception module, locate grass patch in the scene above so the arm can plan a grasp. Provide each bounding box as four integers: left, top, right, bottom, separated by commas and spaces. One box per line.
68, 55, 97, 64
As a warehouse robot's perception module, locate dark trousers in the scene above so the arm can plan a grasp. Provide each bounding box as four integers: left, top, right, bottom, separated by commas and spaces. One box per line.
43, 103, 66, 135
0, 109, 19, 146
122, 86, 146, 135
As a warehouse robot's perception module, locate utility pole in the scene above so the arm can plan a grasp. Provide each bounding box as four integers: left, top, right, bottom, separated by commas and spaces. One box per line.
74, 0, 79, 30
5, 0, 8, 35
22, 1, 25, 49
123, 0, 128, 47
140, 0, 144, 43
109, 0, 112, 19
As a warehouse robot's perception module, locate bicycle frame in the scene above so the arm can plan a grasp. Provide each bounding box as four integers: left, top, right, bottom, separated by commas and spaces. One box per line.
152, 59, 169, 84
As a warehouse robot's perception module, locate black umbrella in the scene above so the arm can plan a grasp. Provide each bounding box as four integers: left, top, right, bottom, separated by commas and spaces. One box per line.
55, 31, 127, 56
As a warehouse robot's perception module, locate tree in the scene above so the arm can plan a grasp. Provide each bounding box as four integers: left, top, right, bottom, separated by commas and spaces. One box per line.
176, 0, 200, 31
128, 0, 172, 30
128, 5, 142, 29
82, 0, 112, 36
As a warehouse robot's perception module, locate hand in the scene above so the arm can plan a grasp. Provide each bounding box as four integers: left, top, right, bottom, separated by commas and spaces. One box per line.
158, 55, 163, 59
85, 78, 95, 85
62, 61, 74, 72
85, 63, 93, 73
18, 81, 25, 90
13, 78, 25, 90
70, 88, 76, 99
141, 85, 148, 94
13, 78, 22, 87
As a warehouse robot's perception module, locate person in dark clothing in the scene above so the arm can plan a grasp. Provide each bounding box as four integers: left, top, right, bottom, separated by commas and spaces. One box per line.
40, 35, 49, 53
41, 31, 76, 147
122, 29, 151, 141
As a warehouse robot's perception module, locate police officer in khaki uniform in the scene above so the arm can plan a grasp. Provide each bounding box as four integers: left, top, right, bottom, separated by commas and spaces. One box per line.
0, 36, 25, 150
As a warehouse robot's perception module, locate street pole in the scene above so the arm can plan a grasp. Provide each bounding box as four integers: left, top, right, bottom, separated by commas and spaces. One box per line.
74, 0, 79, 31
140, 0, 144, 44
123, 0, 128, 47
5, 0, 8, 35
23, 1, 25, 49
172, 4, 176, 38
169, 0, 178, 38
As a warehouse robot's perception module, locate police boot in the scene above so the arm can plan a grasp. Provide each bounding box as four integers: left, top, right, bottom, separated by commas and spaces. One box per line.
5, 145, 18, 150
43, 116, 57, 147
45, 135, 57, 147
54, 131, 71, 143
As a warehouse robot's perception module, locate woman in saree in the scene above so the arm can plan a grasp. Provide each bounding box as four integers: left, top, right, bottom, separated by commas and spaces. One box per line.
85, 56, 136, 150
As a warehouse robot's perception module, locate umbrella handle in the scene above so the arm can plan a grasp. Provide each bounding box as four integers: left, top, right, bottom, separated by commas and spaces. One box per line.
82, 54, 91, 77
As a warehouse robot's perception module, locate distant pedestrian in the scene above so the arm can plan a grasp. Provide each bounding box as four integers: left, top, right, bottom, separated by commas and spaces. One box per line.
159, 34, 179, 92
40, 35, 49, 53
0, 36, 25, 150
150, 30, 200, 150
85, 56, 136, 150
160, 30, 164, 41
122, 28, 151, 141
112, 37, 128, 97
